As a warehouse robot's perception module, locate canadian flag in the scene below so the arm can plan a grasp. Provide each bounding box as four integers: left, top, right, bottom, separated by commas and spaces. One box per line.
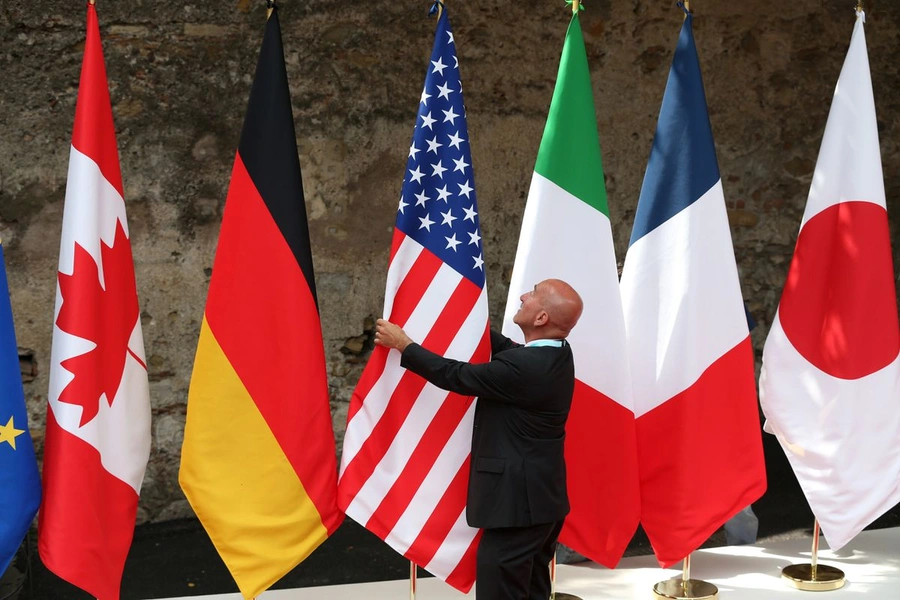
759, 9, 900, 551
38, 5, 151, 600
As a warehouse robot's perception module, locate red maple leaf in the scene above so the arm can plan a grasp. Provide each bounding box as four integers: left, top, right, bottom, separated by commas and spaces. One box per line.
56, 221, 142, 427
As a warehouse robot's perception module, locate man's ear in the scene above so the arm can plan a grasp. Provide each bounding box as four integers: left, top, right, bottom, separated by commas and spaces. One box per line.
535, 310, 549, 327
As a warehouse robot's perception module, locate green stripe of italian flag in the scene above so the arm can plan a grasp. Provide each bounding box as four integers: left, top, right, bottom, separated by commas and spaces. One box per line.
500, 14, 641, 568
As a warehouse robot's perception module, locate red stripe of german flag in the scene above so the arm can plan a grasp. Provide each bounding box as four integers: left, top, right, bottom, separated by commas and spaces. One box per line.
179, 8, 342, 599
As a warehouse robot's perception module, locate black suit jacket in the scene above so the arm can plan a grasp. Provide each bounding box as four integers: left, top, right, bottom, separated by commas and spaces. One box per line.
401, 330, 575, 529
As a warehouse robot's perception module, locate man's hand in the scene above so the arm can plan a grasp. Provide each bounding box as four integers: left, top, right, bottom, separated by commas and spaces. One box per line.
374, 319, 414, 352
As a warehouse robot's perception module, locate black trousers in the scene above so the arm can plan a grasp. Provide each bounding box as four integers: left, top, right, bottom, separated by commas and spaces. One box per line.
476, 519, 565, 600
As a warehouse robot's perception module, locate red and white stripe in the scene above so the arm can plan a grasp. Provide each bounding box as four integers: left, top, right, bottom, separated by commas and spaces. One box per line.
38, 6, 150, 600
339, 232, 488, 591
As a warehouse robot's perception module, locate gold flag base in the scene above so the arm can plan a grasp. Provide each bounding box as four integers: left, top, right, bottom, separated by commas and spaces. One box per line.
652, 578, 719, 600
781, 564, 846, 591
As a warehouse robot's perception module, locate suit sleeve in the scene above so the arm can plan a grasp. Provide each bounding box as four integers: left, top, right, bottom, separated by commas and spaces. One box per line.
401, 342, 523, 401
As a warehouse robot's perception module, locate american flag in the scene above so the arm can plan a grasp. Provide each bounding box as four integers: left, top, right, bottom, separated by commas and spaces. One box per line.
337, 8, 489, 593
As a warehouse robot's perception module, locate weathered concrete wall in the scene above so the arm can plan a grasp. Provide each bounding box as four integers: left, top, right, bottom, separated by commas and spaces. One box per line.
2, 0, 899, 523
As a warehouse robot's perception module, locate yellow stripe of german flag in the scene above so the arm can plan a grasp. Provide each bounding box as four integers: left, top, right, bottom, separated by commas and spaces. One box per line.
181, 319, 329, 598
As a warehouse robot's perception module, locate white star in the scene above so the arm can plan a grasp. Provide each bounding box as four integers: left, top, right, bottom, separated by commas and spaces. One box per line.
398, 196, 409, 214
463, 205, 477, 222
447, 131, 465, 149
415, 190, 430, 207
437, 82, 453, 100
418, 213, 435, 232
468, 230, 481, 246
431, 57, 447, 75
453, 156, 469, 173
409, 166, 425, 184
420, 87, 431, 106
431, 160, 447, 179
473, 253, 484, 270
447, 31, 455, 45
458, 179, 473, 198
435, 185, 452, 203
442, 106, 459, 125
445, 233, 461, 252
454, 56, 459, 69
409, 143, 420, 159
420, 111, 436, 130
426, 136, 443, 154
440, 208, 457, 227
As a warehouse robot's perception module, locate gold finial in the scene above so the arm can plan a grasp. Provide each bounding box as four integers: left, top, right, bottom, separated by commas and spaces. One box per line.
89, 0, 95, 5
266, 0, 275, 19
573, 0, 580, 14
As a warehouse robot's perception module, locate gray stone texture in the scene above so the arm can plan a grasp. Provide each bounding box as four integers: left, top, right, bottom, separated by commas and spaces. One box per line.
1, 0, 899, 523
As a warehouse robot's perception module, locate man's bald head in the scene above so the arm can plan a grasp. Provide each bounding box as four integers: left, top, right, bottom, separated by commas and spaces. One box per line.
513, 278, 584, 341
537, 279, 583, 337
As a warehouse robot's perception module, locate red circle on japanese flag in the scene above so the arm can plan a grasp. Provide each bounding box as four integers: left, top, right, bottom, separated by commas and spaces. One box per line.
779, 201, 900, 379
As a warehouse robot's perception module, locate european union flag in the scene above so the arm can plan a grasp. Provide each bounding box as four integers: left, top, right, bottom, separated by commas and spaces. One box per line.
0, 241, 41, 575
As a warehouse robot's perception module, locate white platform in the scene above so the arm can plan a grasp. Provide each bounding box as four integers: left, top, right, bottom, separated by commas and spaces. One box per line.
160, 526, 900, 599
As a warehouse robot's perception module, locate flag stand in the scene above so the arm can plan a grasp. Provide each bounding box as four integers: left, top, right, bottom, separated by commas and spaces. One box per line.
652, 554, 718, 600
550, 555, 583, 600
780, 520, 845, 591
409, 560, 417, 600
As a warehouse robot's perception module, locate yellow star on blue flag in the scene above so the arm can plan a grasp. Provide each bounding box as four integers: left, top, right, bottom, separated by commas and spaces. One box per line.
0, 415, 26, 450
0, 241, 42, 574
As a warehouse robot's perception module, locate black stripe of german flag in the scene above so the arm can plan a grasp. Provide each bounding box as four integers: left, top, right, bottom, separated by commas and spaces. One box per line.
238, 7, 318, 308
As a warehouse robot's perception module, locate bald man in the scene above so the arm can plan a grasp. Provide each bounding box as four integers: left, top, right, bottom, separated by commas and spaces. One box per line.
375, 279, 584, 600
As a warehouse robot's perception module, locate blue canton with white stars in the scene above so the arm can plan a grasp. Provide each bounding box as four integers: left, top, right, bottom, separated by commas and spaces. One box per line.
396, 11, 485, 289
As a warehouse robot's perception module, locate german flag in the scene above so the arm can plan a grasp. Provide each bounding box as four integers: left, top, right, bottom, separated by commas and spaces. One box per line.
179, 6, 343, 598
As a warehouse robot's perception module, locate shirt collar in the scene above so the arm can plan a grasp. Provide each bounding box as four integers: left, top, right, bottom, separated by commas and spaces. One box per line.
524, 338, 565, 348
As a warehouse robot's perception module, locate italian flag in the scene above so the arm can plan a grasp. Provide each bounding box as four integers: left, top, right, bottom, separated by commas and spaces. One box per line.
501, 13, 640, 567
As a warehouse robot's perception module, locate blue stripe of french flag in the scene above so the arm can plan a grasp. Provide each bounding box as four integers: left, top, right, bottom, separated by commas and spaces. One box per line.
619, 11, 767, 568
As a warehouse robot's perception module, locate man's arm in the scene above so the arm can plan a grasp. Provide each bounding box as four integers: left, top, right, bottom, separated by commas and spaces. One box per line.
375, 319, 523, 401
401, 342, 522, 400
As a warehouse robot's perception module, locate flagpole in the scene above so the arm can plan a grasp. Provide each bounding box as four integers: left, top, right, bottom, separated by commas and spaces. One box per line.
547, 6, 586, 598
407, 2, 440, 593
780, 520, 846, 591
651, 552, 718, 600
266, 0, 275, 19
550, 554, 584, 600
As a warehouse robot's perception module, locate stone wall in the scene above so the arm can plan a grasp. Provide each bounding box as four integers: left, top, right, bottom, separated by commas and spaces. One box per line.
1, 0, 898, 523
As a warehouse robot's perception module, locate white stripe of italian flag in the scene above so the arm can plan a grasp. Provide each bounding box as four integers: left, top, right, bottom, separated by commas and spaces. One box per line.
501, 13, 640, 568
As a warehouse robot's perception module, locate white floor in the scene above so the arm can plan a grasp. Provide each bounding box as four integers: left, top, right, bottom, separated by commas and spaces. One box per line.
160, 526, 900, 599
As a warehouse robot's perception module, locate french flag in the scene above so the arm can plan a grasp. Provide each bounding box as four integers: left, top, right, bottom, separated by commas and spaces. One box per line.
619, 10, 766, 568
